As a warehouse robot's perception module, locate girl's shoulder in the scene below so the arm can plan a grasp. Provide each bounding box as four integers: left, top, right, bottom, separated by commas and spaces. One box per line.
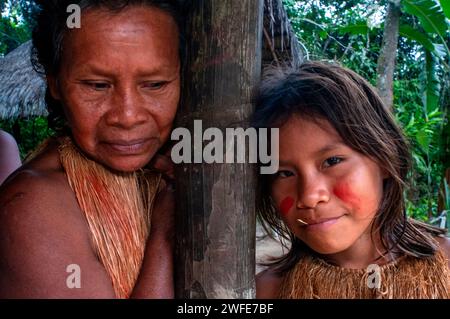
256, 267, 283, 298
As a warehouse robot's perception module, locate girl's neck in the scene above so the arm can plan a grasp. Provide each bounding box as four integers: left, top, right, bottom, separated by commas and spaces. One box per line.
319, 230, 395, 269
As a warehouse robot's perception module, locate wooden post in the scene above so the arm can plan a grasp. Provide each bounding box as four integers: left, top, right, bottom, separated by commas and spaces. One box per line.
174, 0, 263, 298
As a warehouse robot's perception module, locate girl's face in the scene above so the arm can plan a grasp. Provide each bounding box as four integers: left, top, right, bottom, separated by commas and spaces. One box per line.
271, 116, 386, 256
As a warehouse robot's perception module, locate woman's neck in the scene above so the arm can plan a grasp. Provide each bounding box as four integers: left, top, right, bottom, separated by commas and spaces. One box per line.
320, 230, 394, 269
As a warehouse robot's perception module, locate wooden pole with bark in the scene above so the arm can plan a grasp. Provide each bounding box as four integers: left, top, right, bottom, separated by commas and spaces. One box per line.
376, 0, 401, 109
174, 0, 263, 298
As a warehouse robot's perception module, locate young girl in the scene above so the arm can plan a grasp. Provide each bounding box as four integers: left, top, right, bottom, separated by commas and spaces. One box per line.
253, 61, 450, 299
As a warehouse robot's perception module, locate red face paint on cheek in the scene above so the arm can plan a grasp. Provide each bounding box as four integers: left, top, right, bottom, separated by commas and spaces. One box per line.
333, 183, 360, 211
279, 196, 294, 216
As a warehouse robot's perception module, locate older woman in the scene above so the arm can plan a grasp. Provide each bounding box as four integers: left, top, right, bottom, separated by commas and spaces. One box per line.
0, 0, 181, 298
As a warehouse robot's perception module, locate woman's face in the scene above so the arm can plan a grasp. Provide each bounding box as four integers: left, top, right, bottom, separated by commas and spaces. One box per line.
271, 116, 386, 256
48, 6, 180, 172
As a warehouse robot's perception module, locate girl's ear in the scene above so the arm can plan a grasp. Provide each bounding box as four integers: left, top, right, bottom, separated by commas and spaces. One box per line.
47, 75, 61, 100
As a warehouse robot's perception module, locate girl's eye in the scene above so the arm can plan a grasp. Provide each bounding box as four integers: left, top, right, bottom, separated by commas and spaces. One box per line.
143, 82, 167, 90
275, 170, 295, 178
323, 156, 343, 168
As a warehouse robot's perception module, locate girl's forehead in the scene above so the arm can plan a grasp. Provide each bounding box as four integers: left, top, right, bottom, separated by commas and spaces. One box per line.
278, 117, 344, 157
280, 115, 341, 141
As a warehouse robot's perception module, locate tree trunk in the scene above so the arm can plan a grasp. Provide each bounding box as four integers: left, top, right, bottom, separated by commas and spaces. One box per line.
376, 0, 401, 109
174, 0, 263, 298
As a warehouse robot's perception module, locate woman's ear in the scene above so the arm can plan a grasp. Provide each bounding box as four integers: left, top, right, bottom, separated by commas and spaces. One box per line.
47, 75, 61, 100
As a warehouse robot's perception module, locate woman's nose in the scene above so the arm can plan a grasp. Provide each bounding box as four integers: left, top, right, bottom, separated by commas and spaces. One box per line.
105, 87, 150, 129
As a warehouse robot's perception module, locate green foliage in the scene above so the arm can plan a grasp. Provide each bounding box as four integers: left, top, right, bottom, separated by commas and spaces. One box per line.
0, 12, 29, 55
398, 24, 445, 57
396, 95, 445, 219
0, 118, 53, 160
439, 0, 450, 19
423, 50, 441, 112
0, 0, 37, 55
402, 0, 449, 52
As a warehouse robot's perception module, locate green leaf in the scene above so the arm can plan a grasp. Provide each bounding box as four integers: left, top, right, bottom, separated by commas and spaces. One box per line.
407, 113, 416, 130
426, 107, 441, 117
338, 22, 370, 35
438, 0, 450, 19
403, 0, 448, 36
416, 128, 431, 152
423, 51, 441, 113
319, 30, 328, 39
399, 24, 437, 53
399, 24, 446, 60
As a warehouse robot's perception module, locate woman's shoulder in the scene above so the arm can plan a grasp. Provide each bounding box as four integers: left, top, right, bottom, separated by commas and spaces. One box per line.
0, 140, 64, 194
0, 140, 93, 261
256, 267, 284, 298
0, 139, 80, 229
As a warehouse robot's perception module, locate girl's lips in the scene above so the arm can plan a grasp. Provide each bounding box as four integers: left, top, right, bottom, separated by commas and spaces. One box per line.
301, 215, 343, 231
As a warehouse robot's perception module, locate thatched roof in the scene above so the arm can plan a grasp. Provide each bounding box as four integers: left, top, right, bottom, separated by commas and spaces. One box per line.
0, 41, 47, 120
263, 0, 305, 67
0, 1, 303, 120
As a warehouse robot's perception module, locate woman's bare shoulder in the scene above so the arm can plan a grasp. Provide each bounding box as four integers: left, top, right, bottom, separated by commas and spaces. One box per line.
256, 267, 283, 299
0, 145, 111, 297
0, 141, 65, 202
0, 141, 87, 245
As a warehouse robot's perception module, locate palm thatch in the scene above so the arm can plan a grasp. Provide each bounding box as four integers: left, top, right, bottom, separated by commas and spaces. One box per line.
0, 41, 47, 120
263, 0, 305, 67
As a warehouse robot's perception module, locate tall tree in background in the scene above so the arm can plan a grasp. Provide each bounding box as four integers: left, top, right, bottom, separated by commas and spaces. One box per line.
376, 0, 401, 109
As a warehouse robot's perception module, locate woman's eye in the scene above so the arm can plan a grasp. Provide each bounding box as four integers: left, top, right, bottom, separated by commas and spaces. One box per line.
323, 156, 343, 168
143, 82, 167, 90
275, 170, 294, 178
85, 82, 110, 91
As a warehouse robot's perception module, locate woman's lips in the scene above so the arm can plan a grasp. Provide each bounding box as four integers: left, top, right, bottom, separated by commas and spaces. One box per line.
103, 138, 156, 155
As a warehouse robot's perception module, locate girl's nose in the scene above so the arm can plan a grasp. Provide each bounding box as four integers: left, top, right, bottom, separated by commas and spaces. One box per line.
296, 175, 330, 209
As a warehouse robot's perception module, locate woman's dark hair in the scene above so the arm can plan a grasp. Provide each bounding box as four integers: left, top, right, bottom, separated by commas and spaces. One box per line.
253, 61, 445, 273
31, 0, 183, 134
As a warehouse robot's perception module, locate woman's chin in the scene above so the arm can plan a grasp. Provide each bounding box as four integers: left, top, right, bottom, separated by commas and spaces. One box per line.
101, 156, 152, 173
